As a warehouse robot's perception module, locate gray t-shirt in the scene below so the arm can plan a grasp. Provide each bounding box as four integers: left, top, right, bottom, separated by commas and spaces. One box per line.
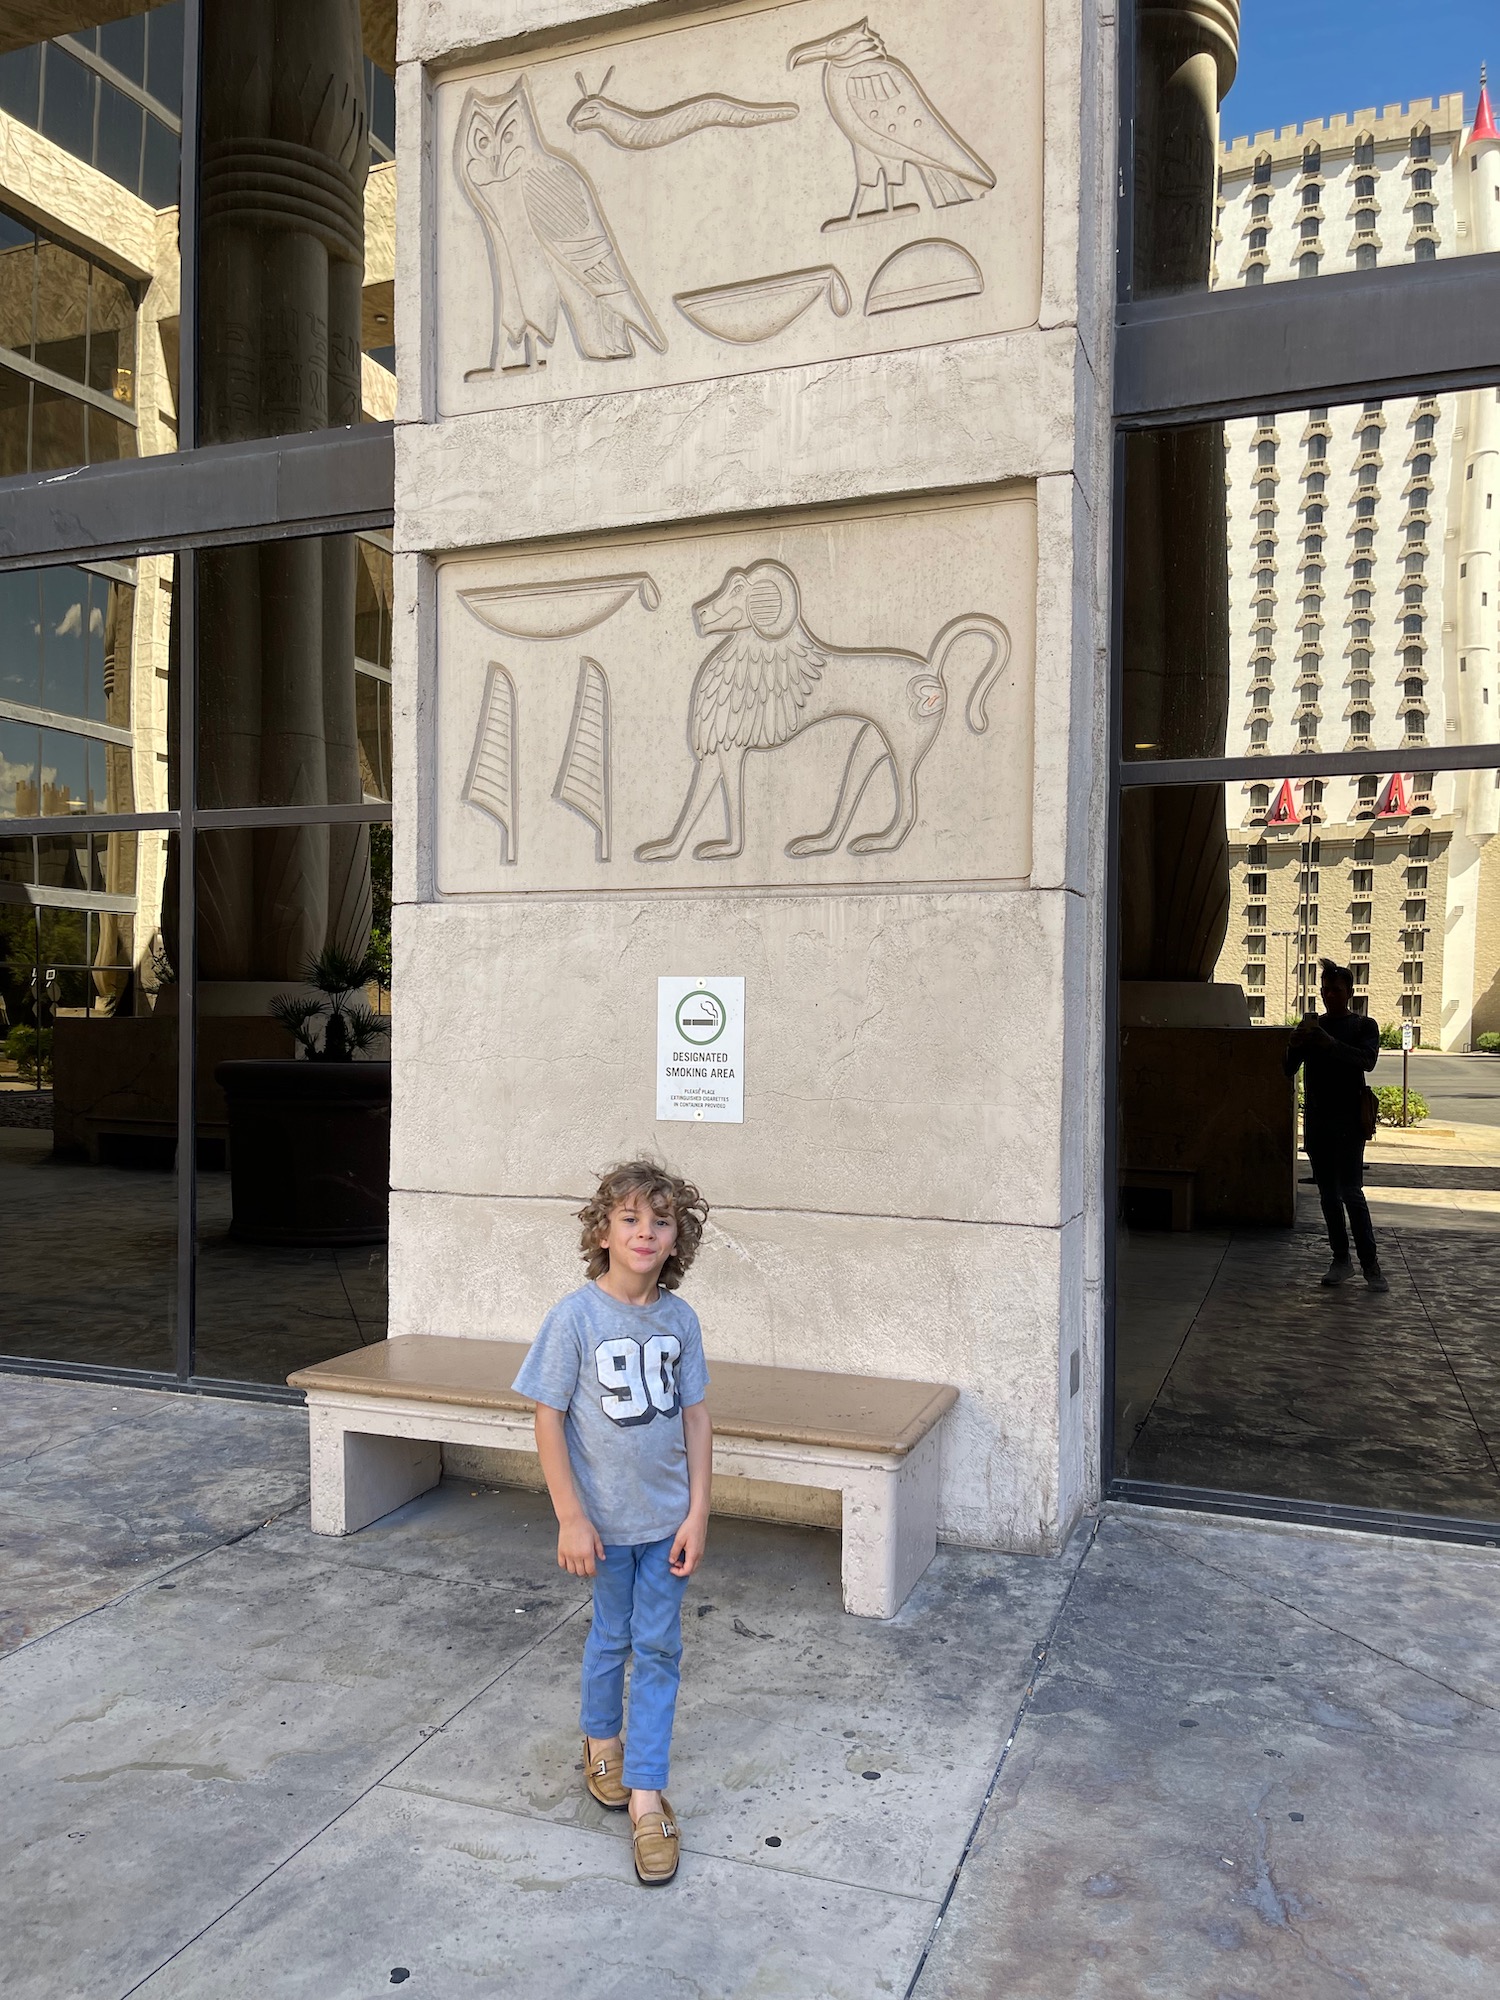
512, 1282, 709, 1546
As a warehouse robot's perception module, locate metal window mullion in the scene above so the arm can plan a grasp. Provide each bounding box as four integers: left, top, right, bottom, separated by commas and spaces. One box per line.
2, 812, 177, 837
1100, 428, 1128, 1485
1120, 741, 1500, 787
193, 801, 393, 830
54, 33, 185, 135
180, 0, 201, 455
175, 547, 196, 1381
0, 341, 141, 426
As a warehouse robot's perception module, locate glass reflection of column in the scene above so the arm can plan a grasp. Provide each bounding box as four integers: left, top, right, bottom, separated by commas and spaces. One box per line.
1124, 2, 1241, 996
194, 1, 370, 985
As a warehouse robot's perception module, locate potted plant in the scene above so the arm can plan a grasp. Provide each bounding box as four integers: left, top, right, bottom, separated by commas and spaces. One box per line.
216, 947, 391, 1246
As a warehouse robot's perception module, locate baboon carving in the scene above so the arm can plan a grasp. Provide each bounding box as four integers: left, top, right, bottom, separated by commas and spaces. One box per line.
635, 561, 1009, 862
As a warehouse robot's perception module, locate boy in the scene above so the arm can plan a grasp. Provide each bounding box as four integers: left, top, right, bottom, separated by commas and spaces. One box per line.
512, 1161, 712, 1886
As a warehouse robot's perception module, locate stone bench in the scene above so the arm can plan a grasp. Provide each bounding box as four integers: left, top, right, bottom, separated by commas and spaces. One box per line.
288, 1335, 958, 1618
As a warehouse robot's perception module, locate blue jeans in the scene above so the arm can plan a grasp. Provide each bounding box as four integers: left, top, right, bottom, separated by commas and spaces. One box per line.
580, 1539, 688, 1791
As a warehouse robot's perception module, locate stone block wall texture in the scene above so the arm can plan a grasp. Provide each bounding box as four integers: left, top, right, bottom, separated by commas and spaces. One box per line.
390, 0, 1116, 1551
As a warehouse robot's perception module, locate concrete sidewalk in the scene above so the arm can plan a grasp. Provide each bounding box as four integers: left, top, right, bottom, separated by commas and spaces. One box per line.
2, 1376, 1495, 1998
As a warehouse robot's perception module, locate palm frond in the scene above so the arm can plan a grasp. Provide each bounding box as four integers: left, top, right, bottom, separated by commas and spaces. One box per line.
270, 993, 327, 1052
341, 1002, 385, 1053
302, 944, 379, 1000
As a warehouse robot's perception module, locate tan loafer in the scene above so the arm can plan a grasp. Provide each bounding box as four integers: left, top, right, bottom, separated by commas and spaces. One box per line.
582, 1736, 629, 1810
631, 1798, 680, 1885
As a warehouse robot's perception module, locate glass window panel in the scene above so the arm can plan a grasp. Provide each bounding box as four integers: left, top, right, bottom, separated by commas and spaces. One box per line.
40, 567, 89, 718
0, 834, 34, 883
145, 4, 184, 117
0, 212, 35, 355
1, 909, 177, 1368
94, 82, 144, 197
1124, 392, 1500, 761
0, 570, 42, 707
83, 572, 108, 720
39, 727, 88, 815
1132, 9, 1497, 297
0, 364, 28, 477
86, 736, 107, 811
202, 5, 391, 438
32, 239, 89, 386
0, 721, 38, 816
139, 112, 179, 209
29, 376, 86, 472
0, 46, 41, 125
88, 266, 137, 403
85, 406, 137, 465
39, 44, 97, 165
194, 809, 390, 1385
40, 903, 88, 966
198, 534, 377, 809
99, 14, 147, 87
2, 16, 176, 484
1115, 775, 1500, 1519
368, 57, 396, 154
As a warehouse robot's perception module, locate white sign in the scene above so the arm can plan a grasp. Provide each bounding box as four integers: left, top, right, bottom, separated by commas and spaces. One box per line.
1401, 1023, 1414, 1051
657, 976, 744, 1123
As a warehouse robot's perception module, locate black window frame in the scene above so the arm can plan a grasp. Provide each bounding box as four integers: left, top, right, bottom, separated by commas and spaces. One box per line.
0, 1, 395, 1405
1107, 2, 1500, 1545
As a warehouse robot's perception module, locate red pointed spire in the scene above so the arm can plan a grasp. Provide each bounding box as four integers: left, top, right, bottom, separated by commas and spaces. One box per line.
1470, 64, 1498, 146
1377, 773, 1410, 818
1266, 778, 1300, 826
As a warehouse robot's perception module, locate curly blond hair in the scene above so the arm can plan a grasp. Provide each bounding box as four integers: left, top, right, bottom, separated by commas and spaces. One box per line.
577, 1159, 708, 1291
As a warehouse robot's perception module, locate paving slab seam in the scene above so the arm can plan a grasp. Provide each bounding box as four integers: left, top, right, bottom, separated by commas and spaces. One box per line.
1390, 1230, 1500, 1483
901, 1515, 1101, 2000
3, 1409, 159, 1477
0, 1493, 310, 1668
116, 1594, 592, 2000
375, 1776, 947, 1908
239, 1539, 593, 1600
1132, 1524, 1500, 1714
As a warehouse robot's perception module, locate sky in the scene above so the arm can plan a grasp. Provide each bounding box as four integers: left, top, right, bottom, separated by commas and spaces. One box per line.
1222, 0, 1494, 145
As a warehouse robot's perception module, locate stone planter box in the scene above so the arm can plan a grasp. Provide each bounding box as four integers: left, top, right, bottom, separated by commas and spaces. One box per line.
216, 1060, 391, 1246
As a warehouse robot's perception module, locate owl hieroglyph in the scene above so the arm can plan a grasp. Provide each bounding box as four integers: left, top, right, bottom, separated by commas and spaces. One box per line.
455, 77, 665, 373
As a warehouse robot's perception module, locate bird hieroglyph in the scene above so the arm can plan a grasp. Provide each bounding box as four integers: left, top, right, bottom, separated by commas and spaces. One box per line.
787, 18, 995, 232
455, 77, 665, 373
636, 561, 1010, 864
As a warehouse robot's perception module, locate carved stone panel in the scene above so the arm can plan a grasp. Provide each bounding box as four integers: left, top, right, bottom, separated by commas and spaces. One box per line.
435, 489, 1036, 894
433, 0, 1044, 415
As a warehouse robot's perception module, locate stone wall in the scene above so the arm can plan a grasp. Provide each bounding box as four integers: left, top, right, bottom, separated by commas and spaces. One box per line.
389, 0, 1116, 1550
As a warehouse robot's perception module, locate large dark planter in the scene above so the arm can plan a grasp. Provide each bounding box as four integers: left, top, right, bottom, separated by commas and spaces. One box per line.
216, 1060, 390, 1245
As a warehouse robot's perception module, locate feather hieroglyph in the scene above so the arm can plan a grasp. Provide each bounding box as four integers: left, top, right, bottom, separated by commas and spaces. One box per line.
463, 662, 519, 863
552, 658, 612, 860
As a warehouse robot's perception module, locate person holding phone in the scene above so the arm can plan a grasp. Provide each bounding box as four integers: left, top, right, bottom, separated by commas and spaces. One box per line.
1284, 960, 1387, 1292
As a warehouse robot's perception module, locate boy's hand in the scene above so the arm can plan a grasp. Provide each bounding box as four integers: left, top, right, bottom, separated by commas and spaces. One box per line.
669, 1510, 708, 1578
557, 1515, 605, 1577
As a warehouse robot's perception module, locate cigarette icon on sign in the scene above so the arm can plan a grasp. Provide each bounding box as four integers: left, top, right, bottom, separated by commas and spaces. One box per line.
675, 988, 726, 1044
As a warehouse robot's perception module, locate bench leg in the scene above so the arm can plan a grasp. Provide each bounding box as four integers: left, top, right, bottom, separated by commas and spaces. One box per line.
839, 1428, 943, 1618
308, 1408, 442, 1536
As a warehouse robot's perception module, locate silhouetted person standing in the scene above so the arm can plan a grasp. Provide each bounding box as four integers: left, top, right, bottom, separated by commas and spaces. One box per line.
1284, 960, 1387, 1292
